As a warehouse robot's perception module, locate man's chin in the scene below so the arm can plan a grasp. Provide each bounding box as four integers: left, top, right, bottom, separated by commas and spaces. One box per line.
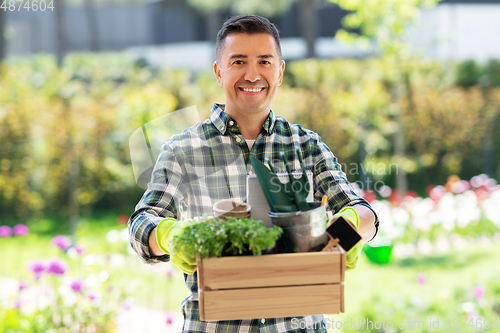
235, 103, 269, 114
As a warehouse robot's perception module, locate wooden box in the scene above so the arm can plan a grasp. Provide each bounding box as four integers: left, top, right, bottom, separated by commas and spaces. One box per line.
197, 248, 345, 321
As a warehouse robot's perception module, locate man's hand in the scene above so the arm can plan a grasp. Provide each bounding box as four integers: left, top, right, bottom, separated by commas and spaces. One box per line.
353, 204, 377, 243
153, 218, 197, 275
328, 206, 366, 270
149, 227, 166, 257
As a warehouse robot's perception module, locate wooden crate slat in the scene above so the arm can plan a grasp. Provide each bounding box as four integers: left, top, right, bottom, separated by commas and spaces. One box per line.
200, 284, 344, 321
200, 250, 343, 290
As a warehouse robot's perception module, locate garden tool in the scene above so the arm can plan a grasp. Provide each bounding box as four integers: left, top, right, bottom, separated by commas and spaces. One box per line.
250, 156, 296, 213
280, 149, 310, 211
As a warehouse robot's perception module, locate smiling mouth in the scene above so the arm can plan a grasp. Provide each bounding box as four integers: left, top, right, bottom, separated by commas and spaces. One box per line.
239, 87, 265, 92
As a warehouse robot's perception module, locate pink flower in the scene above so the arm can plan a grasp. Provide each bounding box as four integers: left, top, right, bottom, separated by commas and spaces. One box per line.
18, 281, 29, 291
466, 311, 479, 318
46, 258, 68, 275
87, 292, 97, 301
416, 273, 426, 285
378, 185, 392, 198
474, 286, 485, 299
13, 224, 29, 236
122, 303, 132, 311
363, 190, 376, 203
166, 313, 174, 325
14, 299, 21, 308
51, 235, 71, 251
389, 189, 402, 205
165, 267, 174, 280
430, 186, 446, 201
425, 184, 435, 196
70, 279, 84, 292
74, 245, 85, 254
29, 260, 45, 274
406, 191, 419, 199
0, 225, 12, 237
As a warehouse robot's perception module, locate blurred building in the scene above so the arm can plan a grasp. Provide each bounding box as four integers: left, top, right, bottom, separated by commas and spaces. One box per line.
411, 0, 500, 64
3, 0, 500, 70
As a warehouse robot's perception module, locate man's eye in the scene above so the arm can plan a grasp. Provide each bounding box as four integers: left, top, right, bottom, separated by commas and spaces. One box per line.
234, 60, 244, 65
261, 60, 270, 65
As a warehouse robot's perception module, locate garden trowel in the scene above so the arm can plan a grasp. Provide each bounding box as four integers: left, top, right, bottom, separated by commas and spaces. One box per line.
280, 149, 310, 211
250, 156, 296, 212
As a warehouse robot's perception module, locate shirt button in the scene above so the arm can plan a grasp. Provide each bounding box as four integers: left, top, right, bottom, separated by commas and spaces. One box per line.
261, 318, 265, 324
229, 120, 234, 126
236, 137, 241, 143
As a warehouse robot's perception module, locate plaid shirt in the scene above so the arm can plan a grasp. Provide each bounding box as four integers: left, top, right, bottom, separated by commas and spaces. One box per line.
129, 103, 378, 333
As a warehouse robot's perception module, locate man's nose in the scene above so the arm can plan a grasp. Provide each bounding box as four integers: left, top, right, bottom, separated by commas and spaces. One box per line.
244, 64, 260, 82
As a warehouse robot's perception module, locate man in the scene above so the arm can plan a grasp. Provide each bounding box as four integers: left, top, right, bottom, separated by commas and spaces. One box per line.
129, 15, 378, 333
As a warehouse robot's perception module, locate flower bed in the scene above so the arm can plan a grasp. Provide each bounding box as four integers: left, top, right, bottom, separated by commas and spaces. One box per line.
355, 174, 500, 260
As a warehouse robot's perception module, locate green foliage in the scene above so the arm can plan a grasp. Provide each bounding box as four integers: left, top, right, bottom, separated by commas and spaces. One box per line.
0, 274, 126, 332
282, 58, 393, 163
0, 54, 191, 218
329, 0, 445, 195
328, 242, 500, 333
0, 245, 130, 332
2, 203, 500, 331
172, 217, 283, 258
456, 60, 483, 88
2, 53, 500, 217
330, 0, 442, 60
0, 213, 185, 332
484, 59, 500, 88
354, 278, 500, 333
455, 59, 500, 88
282, 58, 500, 191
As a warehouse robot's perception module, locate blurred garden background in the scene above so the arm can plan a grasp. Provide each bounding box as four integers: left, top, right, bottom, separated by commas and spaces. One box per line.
1, 0, 500, 332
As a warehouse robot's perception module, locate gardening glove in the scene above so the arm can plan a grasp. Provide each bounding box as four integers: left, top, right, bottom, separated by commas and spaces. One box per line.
156, 218, 197, 275
329, 206, 363, 271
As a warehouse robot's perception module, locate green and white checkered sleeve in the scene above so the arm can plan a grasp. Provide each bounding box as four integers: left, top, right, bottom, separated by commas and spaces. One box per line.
312, 135, 379, 238
128, 139, 185, 264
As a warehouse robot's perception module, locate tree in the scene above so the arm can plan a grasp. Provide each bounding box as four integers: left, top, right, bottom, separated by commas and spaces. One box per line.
84, 0, 100, 52
55, 0, 66, 66
298, 0, 318, 58
0, 9, 5, 64
329, 0, 442, 195
455, 59, 500, 177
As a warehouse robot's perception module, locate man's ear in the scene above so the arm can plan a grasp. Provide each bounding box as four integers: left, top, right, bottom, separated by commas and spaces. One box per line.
278, 60, 286, 86
213, 61, 223, 86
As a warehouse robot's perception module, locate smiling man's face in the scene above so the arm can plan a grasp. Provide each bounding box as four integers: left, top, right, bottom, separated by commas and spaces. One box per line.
214, 33, 285, 120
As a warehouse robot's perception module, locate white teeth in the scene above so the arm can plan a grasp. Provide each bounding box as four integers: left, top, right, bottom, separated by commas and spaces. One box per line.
241, 88, 263, 92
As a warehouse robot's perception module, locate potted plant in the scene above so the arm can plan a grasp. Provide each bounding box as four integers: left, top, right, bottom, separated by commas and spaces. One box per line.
172, 216, 283, 259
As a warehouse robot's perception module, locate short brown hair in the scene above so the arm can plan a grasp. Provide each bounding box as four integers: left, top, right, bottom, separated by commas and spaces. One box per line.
216, 15, 282, 60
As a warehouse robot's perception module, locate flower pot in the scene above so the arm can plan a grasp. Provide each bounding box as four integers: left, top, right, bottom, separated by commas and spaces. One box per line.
363, 243, 393, 264
269, 202, 328, 253
213, 200, 251, 219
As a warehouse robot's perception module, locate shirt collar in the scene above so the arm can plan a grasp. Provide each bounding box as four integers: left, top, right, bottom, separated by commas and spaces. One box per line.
209, 103, 277, 135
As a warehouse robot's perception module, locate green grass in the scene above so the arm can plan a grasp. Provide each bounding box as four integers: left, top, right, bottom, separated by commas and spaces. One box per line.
327, 242, 500, 331
2, 213, 500, 331
0, 213, 189, 312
